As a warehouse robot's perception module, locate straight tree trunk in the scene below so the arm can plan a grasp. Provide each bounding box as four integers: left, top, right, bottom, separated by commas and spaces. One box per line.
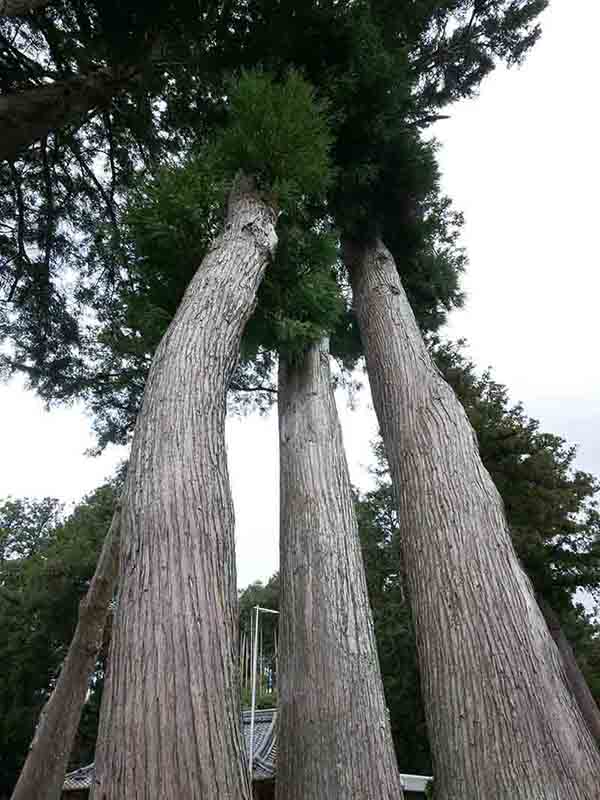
344, 236, 600, 799
537, 594, 600, 746
0, 68, 136, 162
91, 174, 277, 800
0, 0, 51, 16
11, 508, 121, 800
276, 339, 405, 800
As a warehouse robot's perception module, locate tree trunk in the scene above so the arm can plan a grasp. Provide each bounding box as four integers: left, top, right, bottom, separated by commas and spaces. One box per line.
344, 236, 600, 799
11, 508, 121, 800
0, 0, 51, 16
537, 594, 600, 746
91, 175, 277, 800
276, 339, 405, 800
0, 68, 136, 163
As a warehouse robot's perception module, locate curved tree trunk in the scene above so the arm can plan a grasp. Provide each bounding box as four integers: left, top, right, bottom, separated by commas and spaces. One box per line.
91, 175, 277, 800
344, 236, 600, 799
537, 594, 600, 746
0, 0, 51, 16
276, 339, 405, 800
0, 68, 136, 163
11, 509, 120, 800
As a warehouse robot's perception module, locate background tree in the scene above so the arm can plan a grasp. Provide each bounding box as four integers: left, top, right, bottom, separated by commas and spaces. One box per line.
355, 482, 431, 776
0, 496, 61, 564
239, 577, 280, 709
0, 482, 117, 797
11, 506, 120, 800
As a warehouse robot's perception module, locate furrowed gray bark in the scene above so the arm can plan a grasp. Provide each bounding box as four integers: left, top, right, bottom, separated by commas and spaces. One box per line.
537, 594, 600, 746
277, 339, 405, 800
11, 509, 121, 800
0, 68, 135, 162
0, 0, 51, 16
91, 175, 277, 800
345, 236, 600, 799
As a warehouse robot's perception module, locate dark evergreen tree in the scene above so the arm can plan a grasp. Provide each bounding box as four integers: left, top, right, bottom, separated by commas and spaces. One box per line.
1, 0, 547, 442
0, 482, 118, 796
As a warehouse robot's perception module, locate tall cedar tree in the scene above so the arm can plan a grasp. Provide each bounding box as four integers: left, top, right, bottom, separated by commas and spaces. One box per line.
93, 172, 271, 800
89, 72, 331, 800
435, 342, 600, 743
277, 339, 404, 800
344, 237, 600, 798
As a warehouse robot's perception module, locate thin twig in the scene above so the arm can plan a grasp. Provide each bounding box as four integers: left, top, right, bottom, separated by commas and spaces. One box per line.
7, 162, 30, 302
40, 135, 54, 276
68, 137, 118, 229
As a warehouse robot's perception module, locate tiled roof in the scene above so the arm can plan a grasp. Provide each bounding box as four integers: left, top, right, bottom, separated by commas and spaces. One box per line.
63, 709, 431, 794
242, 708, 277, 780
63, 708, 278, 792
63, 763, 95, 791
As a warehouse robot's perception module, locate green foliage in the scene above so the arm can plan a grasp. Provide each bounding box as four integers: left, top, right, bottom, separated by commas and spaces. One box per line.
0, 497, 62, 564
379, 144, 467, 332
0, 479, 120, 796
239, 576, 280, 620
108, 155, 225, 355
355, 483, 432, 774
214, 70, 333, 209
1, 0, 548, 415
244, 218, 343, 360
41, 70, 337, 445
2, 0, 547, 440
238, 576, 279, 709
240, 688, 278, 710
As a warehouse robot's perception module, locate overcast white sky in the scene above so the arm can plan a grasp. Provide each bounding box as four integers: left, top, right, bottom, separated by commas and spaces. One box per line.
1, 0, 598, 589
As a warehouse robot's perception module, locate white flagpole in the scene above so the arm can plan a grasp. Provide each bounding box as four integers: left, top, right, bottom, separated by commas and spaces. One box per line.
249, 605, 260, 772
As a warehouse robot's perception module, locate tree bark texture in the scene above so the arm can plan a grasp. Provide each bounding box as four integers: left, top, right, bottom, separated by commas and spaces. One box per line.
91, 176, 277, 800
0, 0, 51, 16
537, 594, 600, 747
0, 68, 136, 163
11, 508, 121, 800
345, 236, 600, 800
276, 339, 405, 800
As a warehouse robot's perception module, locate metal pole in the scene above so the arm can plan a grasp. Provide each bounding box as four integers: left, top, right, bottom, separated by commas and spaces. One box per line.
249, 605, 260, 772
249, 607, 280, 773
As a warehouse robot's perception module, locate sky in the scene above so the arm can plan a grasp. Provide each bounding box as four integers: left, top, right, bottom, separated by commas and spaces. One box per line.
1, 0, 598, 589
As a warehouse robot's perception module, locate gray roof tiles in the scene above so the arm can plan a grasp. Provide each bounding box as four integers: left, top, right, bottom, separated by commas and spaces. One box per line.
63, 709, 431, 794
63, 708, 278, 792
